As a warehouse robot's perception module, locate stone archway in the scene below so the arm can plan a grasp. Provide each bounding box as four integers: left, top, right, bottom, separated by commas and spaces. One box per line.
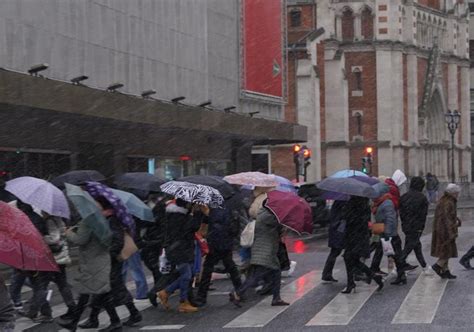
420, 89, 448, 180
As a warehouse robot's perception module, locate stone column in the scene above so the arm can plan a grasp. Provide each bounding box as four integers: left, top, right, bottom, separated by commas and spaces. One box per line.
407, 52, 418, 176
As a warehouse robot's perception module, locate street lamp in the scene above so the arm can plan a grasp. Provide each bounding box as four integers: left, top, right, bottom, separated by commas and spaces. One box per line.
445, 110, 461, 183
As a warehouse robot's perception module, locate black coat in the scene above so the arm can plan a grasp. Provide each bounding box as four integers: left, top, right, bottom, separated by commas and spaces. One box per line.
206, 206, 237, 252
164, 203, 202, 265
400, 190, 429, 234
343, 197, 371, 258
327, 200, 347, 249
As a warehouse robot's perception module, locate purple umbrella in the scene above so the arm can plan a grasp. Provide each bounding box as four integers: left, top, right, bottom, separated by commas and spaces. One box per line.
84, 182, 135, 236
321, 176, 380, 201
5, 177, 70, 219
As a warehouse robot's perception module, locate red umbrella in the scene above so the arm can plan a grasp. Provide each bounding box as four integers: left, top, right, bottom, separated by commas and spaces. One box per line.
0, 202, 58, 272
264, 191, 313, 235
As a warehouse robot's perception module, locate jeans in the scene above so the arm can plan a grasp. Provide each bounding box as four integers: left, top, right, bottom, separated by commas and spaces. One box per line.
401, 231, 427, 268
197, 249, 242, 300
166, 263, 192, 302
427, 190, 437, 204
122, 252, 149, 299
237, 265, 282, 301
9, 269, 31, 305
322, 248, 343, 279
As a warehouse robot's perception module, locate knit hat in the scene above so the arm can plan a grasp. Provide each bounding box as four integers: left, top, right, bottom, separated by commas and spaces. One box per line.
445, 183, 461, 194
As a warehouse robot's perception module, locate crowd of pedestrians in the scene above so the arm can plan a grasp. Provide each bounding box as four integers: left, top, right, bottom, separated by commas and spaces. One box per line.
0, 169, 469, 332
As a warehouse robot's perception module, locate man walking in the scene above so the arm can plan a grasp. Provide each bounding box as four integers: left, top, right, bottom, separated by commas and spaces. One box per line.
399, 177, 429, 272
426, 173, 439, 204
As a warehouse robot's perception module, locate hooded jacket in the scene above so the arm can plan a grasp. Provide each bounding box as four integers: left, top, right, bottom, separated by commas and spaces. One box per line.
399, 177, 429, 233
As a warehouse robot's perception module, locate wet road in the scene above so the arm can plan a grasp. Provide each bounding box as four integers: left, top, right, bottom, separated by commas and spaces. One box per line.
15, 209, 474, 332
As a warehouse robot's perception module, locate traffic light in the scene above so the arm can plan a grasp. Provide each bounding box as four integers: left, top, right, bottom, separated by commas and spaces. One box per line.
293, 144, 302, 163
302, 147, 311, 182
362, 147, 374, 175
361, 157, 368, 174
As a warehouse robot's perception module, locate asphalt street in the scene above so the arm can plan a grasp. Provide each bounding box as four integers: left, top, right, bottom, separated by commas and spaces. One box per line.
14, 208, 474, 332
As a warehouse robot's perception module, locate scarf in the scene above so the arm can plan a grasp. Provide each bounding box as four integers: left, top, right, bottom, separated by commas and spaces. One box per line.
371, 193, 392, 215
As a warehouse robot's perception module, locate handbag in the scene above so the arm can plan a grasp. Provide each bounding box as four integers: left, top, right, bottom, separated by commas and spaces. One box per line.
195, 232, 209, 256
381, 237, 395, 256
240, 220, 256, 248
372, 223, 385, 235
118, 232, 138, 261
278, 242, 291, 271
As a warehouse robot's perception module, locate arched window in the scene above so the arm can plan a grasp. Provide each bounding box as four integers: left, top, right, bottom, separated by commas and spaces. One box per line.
361, 7, 374, 40
341, 8, 355, 41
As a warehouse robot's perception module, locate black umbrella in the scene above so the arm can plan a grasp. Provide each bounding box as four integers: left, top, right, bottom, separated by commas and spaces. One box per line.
51, 170, 106, 189
178, 175, 235, 199
114, 172, 165, 192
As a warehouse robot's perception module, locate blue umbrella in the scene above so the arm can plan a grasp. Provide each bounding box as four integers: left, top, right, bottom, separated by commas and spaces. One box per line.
65, 184, 111, 243
330, 170, 368, 178
317, 177, 378, 199
110, 189, 154, 222
321, 176, 380, 200
273, 175, 297, 193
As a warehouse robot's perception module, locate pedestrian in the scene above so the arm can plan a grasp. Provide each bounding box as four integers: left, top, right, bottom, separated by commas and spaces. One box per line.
194, 204, 242, 307
426, 172, 440, 204
0, 275, 15, 332
341, 196, 383, 293
157, 199, 204, 313
459, 246, 474, 270
59, 215, 121, 332
79, 196, 142, 329
399, 177, 429, 272
371, 183, 407, 286
41, 213, 76, 320
229, 204, 289, 307
431, 183, 461, 279
321, 200, 348, 283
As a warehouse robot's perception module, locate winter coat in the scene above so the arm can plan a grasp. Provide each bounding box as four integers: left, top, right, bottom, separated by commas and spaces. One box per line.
426, 175, 440, 191
343, 197, 371, 258
250, 207, 282, 270
43, 216, 71, 266
374, 196, 398, 237
385, 178, 401, 211
431, 193, 459, 259
206, 205, 238, 251
400, 177, 429, 234
66, 220, 111, 294
327, 200, 347, 249
164, 203, 202, 265
0, 277, 15, 324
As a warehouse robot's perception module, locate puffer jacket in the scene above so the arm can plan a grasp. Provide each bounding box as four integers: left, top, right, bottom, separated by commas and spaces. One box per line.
250, 207, 282, 270
374, 198, 398, 237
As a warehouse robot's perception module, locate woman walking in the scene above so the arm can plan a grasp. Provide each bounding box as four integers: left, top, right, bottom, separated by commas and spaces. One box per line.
341, 196, 383, 293
431, 184, 461, 279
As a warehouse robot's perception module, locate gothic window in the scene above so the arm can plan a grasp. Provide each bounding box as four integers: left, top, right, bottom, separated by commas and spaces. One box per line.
353, 68, 362, 90
290, 10, 301, 27
361, 7, 374, 40
341, 8, 354, 41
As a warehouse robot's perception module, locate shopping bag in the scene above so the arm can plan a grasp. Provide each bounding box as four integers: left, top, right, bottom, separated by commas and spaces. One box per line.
159, 249, 172, 274
381, 237, 395, 256
240, 220, 256, 248
118, 232, 138, 261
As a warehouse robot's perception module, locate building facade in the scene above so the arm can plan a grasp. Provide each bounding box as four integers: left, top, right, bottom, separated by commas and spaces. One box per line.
284, 0, 471, 182
0, 0, 304, 180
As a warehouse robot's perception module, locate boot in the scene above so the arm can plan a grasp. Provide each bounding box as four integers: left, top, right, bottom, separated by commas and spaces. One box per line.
147, 291, 158, 307
178, 300, 198, 313
59, 306, 76, 321
390, 273, 407, 285
459, 256, 473, 270
442, 270, 457, 279
78, 307, 100, 329
158, 290, 170, 310
123, 303, 142, 327
431, 264, 445, 279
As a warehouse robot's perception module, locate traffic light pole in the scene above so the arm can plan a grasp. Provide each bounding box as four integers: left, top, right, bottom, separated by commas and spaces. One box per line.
295, 159, 300, 183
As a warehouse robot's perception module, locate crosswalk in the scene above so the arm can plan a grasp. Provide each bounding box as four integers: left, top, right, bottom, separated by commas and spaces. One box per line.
14, 266, 464, 331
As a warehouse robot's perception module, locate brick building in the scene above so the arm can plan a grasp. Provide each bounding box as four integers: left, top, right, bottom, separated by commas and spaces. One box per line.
282, 0, 471, 182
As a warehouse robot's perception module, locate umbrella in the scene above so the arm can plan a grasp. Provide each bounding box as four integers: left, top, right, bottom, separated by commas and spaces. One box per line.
6, 176, 70, 219
0, 201, 58, 272
321, 176, 380, 201
110, 189, 154, 222
330, 169, 368, 178
317, 177, 378, 199
65, 184, 111, 243
85, 182, 136, 236
273, 175, 297, 193
51, 170, 105, 188
264, 191, 313, 235
114, 172, 165, 192
160, 181, 224, 208
178, 175, 235, 199
223, 172, 278, 187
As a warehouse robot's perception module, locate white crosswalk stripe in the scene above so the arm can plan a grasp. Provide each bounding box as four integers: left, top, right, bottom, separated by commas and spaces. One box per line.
224, 270, 322, 328
306, 283, 378, 326
391, 272, 449, 324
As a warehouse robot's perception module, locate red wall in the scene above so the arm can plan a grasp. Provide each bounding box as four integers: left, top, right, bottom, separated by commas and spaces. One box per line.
243, 0, 283, 98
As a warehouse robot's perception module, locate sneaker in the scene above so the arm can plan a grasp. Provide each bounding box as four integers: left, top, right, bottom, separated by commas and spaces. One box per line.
178, 300, 198, 313
158, 290, 170, 310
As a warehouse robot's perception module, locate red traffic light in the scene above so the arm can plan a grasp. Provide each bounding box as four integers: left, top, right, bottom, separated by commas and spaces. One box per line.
293, 144, 302, 153
365, 147, 373, 154
303, 148, 311, 159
